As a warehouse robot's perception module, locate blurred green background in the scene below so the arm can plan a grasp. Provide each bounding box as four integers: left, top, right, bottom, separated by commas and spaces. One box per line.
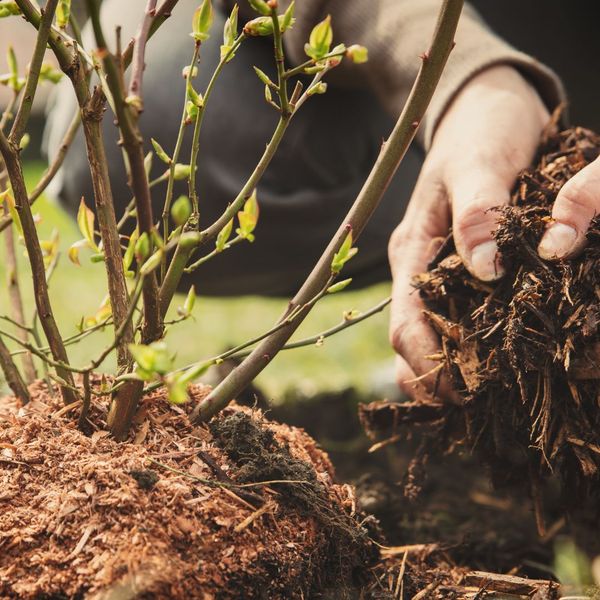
0, 161, 393, 400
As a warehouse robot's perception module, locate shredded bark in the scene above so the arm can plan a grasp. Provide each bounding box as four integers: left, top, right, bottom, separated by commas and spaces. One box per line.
0, 380, 376, 599
362, 125, 600, 543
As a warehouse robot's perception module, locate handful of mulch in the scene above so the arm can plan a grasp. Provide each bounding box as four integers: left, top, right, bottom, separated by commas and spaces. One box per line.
364, 125, 600, 533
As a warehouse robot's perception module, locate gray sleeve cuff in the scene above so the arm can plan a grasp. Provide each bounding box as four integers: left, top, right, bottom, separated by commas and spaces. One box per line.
420, 5, 566, 148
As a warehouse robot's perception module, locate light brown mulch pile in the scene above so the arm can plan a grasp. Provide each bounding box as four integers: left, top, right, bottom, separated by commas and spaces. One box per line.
0, 381, 376, 599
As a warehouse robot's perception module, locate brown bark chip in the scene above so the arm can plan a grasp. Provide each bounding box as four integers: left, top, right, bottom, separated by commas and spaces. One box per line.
362, 125, 600, 546
0, 381, 377, 599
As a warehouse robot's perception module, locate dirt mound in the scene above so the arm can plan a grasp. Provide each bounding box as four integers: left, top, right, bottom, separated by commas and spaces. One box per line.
0, 381, 376, 599
363, 125, 600, 543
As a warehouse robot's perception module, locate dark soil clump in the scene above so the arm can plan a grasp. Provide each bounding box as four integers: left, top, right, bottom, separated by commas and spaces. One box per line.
210, 411, 379, 594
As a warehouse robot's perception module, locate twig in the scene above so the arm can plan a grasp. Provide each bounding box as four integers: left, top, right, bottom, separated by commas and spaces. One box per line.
87, 0, 162, 345
9, 0, 59, 144
0, 335, 30, 402
158, 35, 245, 314
0, 109, 81, 235
4, 204, 36, 382
0, 130, 77, 405
128, 0, 158, 108
191, 0, 465, 422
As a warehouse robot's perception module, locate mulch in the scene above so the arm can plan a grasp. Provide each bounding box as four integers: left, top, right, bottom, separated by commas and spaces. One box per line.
0, 380, 376, 599
361, 122, 600, 553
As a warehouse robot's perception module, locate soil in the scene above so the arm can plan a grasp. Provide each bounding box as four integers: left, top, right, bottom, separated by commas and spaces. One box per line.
0, 380, 377, 599
275, 389, 564, 599
361, 124, 600, 559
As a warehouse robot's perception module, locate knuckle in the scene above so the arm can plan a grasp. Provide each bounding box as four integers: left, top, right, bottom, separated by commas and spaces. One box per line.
453, 202, 499, 245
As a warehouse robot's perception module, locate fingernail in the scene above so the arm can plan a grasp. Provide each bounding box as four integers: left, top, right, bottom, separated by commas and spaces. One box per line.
470, 240, 504, 281
538, 222, 578, 259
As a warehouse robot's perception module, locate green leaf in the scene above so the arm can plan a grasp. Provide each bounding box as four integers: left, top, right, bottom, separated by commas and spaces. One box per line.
191, 0, 214, 41
186, 78, 204, 107
221, 4, 238, 61
235, 190, 259, 242
248, 0, 270, 16
307, 81, 327, 96
346, 44, 368, 64
186, 100, 199, 121
253, 66, 275, 88
326, 278, 352, 294
281, 1, 295, 32
305, 15, 332, 60
140, 249, 163, 276
144, 151, 153, 176
123, 228, 139, 272
331, 230, 358, 274
215, 218, 233, 252
18, 133, 29, 150
0, 2, 20, 19
68, 239, 87, 266
264, 84, 272, 103
179, 360, 213, 384
129, 342, 172, 378
243, 16, 273, 36
166, 375, 189, 405
56, 0, 70, 28
183, 285, 196, 315
151, 138, 171, 164
173, 163, 192, 180
134, 231, 150, 262
171, 195, 192, 226
76, 198, 98, 251
39, 63, 63, 84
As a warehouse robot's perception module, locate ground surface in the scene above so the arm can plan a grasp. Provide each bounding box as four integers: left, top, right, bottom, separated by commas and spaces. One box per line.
0, 383, 376, 599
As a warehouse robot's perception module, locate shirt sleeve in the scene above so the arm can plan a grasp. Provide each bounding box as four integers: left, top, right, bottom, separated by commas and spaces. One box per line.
240, 0, 565, 150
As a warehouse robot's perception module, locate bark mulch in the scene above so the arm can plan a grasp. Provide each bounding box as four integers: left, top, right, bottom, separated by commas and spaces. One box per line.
0, 380, 377, 599
361, 123, 600, 554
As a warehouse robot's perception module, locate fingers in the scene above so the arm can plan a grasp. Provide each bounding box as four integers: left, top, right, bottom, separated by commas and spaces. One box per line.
432, 67, 548, 281
449, 174, 509, 282
394, 355, 434, 404
388, 196, 458, 401
538, 156, 600, 260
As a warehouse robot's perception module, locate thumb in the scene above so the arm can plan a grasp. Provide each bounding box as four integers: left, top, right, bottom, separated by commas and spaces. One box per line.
449, 172, 510, 281
538, 156, 600, 260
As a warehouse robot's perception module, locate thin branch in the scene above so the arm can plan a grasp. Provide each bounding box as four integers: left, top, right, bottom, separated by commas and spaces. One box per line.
0, 110, 81, 234
0, 129, 77, 405
159, 116, 288, 316
128, 0, 158, 109
9, 0, 59, 144
275, 297, 391, 352
87, 0, 162, 344
4, 204, 37, 382
0, 335, 30, 403
160, 43, 200, 278
191, 0, 465, 422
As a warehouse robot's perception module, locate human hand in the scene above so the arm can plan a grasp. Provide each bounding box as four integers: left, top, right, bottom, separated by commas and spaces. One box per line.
388, 65, 550, 401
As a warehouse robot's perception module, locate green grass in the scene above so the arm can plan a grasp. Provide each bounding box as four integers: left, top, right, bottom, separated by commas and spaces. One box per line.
0, 161, 393, 399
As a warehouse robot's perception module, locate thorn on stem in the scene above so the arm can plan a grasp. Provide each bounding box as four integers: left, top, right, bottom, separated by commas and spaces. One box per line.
419, 51, 430, 62
411, 120, 420, 129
